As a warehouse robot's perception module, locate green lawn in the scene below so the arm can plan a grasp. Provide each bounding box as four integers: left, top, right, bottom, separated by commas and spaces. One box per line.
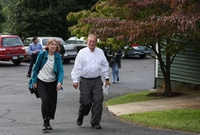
121, 109, 200, 133
105, 90, 200, 133
105, 90, 163, 106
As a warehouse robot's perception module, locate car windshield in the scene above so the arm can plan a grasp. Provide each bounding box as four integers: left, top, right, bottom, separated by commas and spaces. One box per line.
23, 39, 32, 46
66, 40, 85, 44
2, 37, 23, 46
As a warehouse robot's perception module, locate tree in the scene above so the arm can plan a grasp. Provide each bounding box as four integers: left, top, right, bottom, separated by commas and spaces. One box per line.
2, 0, 10, 5
0, 0, 6, 32
67, 0, 200, 95
5, 0, 98, 40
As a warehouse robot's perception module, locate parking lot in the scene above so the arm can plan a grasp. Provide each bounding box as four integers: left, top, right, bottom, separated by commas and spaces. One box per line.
0, 57, 192, 135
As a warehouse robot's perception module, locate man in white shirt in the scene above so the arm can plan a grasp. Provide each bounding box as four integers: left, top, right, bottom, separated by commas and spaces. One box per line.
71, 34, 110, 129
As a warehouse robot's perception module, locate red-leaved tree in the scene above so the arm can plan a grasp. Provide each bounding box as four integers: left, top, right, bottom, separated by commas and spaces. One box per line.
67, 0, 200, 95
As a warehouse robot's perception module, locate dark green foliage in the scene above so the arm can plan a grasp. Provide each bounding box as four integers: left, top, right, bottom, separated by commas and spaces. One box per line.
4, 0, 98, 40
0, 0, 6, 32
1, 0, 9, 6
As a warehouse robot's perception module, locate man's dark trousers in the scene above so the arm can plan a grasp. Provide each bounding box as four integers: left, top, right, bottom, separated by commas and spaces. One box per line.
27, 54, 38, 76
78, 76, 104, 125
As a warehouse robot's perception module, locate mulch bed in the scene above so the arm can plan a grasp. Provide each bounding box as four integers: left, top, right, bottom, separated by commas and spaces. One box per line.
147, 92, 186, 97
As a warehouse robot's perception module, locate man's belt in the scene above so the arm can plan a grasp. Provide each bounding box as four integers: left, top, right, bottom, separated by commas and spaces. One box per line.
80, 76, 100, 80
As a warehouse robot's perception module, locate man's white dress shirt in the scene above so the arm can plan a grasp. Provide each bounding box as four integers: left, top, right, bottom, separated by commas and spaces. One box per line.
71, 47, 109, 83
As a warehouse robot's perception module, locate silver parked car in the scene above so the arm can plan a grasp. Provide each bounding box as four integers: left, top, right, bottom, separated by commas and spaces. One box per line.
23, 37, 77, 63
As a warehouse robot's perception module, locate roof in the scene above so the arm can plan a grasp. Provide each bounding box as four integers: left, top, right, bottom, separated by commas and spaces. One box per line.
25, 37, 63, 40
0, 34, 20, 37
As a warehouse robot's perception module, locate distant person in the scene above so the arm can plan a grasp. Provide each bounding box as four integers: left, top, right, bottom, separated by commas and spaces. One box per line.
31, 39, 64, 132
107, 48, 122, 83
26, 37, 43, 77
71, 34, 110, 129
56, 39, 65, 61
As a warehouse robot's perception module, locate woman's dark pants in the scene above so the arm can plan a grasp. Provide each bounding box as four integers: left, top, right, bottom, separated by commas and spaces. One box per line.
37, 79, 57, 120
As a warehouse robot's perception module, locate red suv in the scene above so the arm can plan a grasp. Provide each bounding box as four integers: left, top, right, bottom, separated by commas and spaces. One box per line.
0, 34, 26, 65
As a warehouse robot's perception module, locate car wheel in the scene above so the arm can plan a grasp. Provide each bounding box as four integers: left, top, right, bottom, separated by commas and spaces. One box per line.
12, 59, 22, 65
63, 59, 71, 63
139, 54, 146, 58
121, 50, 127, 59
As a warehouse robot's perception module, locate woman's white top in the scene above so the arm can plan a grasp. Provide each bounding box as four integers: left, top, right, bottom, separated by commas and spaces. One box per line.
38, 54, 56, 82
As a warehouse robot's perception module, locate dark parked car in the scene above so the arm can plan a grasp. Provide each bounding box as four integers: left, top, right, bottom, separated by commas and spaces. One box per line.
121, 44, 153, 58
100, 46, 110, 60
0, 34, 25, 65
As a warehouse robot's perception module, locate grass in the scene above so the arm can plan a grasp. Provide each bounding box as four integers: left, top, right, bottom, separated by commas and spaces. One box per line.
105, 90, 200, 133
105, 90, 164, 106
120, 109, 200, 133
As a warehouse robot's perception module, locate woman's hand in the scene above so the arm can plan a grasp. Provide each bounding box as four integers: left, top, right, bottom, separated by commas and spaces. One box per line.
33, 83, 37, 90
57, 82, 62, 91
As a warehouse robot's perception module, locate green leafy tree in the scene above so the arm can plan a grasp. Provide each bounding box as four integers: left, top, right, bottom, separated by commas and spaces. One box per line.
67, 0, 200, 95
5, 0, 98, 40
0, 0, 6, 32
2, 0, 9, 5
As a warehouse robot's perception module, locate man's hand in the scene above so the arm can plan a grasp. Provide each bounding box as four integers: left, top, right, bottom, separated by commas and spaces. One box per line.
105, 80, 110, 87
73, 82, 78, 89
34, 50, 39, 54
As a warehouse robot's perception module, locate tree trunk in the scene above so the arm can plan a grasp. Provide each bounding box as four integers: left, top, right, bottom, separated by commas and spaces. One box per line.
163, 53, 172, 95
156, 42, 172, 96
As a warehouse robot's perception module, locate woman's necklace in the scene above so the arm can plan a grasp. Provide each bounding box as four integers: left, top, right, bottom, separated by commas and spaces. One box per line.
48, 54, 54, 61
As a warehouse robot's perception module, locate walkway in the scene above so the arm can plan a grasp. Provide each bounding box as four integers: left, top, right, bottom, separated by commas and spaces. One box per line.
107, 95, 200, 116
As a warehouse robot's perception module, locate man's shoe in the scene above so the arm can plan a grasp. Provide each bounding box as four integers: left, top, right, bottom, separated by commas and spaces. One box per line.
26, 74, 31, 78
77, 116, 83, 126
91, 124, 102, 129
117, 78, 119, 81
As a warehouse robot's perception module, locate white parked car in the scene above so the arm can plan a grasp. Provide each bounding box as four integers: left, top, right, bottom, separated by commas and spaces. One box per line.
23, 37, 77, 63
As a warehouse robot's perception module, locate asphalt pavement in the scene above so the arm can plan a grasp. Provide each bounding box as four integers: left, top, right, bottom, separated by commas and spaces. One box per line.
0, 58, 198, 135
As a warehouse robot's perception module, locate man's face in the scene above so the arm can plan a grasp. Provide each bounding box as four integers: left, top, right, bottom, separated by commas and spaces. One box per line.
33, 39, 38, 44
87, 36, 97, 51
